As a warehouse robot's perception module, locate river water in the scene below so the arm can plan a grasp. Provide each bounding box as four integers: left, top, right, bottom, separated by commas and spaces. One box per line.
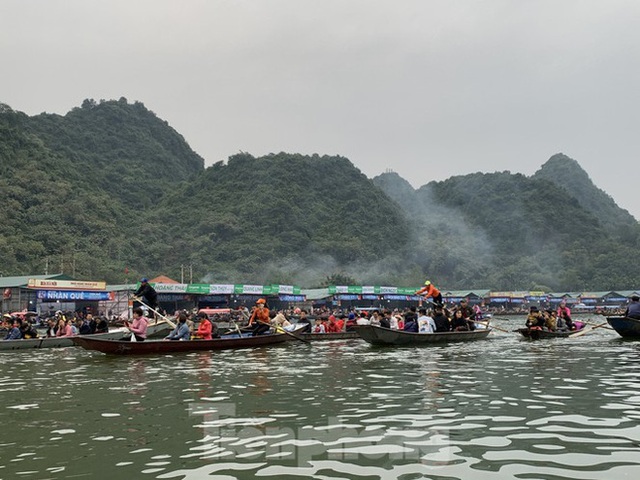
1, 316, 640, 480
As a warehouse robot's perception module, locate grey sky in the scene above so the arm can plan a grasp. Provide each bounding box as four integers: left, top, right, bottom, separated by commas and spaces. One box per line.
2, 0, 639, 219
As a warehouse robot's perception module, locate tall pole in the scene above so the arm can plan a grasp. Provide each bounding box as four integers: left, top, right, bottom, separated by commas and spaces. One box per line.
181, 264, 184, 284
189, 264, 193, 283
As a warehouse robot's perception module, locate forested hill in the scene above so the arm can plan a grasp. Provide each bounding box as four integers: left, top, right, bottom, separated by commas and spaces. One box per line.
1, 98, 639, 290
533, 153, 636, 231
374, 156, 640, 291
0, 100, 409, 285
23, 98, 205, 209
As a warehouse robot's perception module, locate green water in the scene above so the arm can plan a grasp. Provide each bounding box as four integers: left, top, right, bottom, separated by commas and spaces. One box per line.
1, 317, 640, 479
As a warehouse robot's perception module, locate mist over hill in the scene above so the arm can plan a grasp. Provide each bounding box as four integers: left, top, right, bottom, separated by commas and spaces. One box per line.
1, 99, 639, 290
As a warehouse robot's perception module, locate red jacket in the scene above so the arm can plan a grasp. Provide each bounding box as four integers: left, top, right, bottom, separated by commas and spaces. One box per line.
196, 319, 213, 340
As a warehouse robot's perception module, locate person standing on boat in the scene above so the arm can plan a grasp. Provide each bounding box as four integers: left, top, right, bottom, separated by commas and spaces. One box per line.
126, 307, 148, 341
415, 280, 443, 306
133, 278, 158, 317
248, 298, 271, 336
625, 295, 640, 319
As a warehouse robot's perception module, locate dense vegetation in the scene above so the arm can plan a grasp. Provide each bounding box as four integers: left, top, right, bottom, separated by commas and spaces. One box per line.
1, 99, 639, 290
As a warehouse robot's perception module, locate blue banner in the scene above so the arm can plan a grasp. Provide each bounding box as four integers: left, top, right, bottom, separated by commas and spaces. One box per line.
279, 295, 305, 302
337, 294, 359, 300
37, 290, 112, 301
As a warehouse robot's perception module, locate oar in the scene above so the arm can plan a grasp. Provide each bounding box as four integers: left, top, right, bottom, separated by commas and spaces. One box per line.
131, 296, 176, 328
582, 320, 614, 331
569, 321, 608, 338
471, 320, 509, 333
258, 320, 311, 344
230, 319, 244, 337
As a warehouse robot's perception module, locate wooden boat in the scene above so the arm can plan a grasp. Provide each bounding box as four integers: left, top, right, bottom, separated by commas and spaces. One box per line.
72, 331, 291, 355
298, 331, 360, 341
606, 316, 640, 339
0, 319, 172, 352
353, 324, 491, 346
516, 328, 579, 340
0, 328, 130, 352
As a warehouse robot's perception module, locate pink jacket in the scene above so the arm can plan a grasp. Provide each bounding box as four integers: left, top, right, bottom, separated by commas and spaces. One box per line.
129, 316, 148, 339
56, 325, 74, 337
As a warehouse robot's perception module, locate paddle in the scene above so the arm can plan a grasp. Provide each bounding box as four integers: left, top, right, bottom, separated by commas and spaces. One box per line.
471, 319, 510, 333
131, 296, 177, 328
258, 320, 311, 344
569, 321, 608, 338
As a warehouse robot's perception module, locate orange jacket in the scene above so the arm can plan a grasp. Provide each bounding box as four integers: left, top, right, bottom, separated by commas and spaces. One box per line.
249, 307, 270, 325
416, 284, 440, 298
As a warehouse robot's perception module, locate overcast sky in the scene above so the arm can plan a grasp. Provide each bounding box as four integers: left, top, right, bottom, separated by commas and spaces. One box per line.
2, 0, 639, 218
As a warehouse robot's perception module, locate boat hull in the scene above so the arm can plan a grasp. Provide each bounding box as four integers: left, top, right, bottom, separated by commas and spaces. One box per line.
0, 329, 130, 352
607, 316, 640, 339
353, 325, 491, 346
72, 332, 291, 355
299, 332, 360, 341
516, 328, 576, 340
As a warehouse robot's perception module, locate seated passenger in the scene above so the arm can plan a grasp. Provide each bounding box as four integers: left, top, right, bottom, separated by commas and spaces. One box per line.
525, 307, 543, 330
417, 308, 436, 333
95, 317, 109, 334
456, 299, 476, 330
4, 320, 22, 340
432, 305, 451, 332
312, 318, 326, 333
451, 309, 470, 331
558, 309, 575, 330
56, 319, 75, 337
195, 312, 213, 340
544, 310, 557, 331
20, 321, 39, 339
326, 315, 341, 332
379, 311, 392, 329
403, 316, 419, 332
165, 313, 191, 340
625, 295, 640, 319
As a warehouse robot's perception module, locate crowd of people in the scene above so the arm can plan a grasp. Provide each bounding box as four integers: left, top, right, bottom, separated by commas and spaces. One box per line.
2, 310, 110, 340
523, 303, 585, 332
288, 298, 487, 334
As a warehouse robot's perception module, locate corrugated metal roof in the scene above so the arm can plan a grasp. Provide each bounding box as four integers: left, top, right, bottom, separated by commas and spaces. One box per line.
301, 288, 332, 300
0, 274, 73, 288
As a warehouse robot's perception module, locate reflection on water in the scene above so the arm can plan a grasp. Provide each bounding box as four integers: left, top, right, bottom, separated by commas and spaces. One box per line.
1, 317, 640, 479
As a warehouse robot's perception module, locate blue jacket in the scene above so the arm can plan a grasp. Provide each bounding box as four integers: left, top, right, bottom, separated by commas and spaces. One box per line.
4, 327, 22, 340
166, 322, 191, 340
403, 320, 418, 332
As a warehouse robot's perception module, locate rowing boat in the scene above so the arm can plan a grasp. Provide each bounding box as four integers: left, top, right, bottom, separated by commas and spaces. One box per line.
606, 316, 640, 339
0, 328, 129, 352
516, 328, 580, 340
72, 331, 291, 355
0, 319, 172, 352
353, 324, 491, 346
